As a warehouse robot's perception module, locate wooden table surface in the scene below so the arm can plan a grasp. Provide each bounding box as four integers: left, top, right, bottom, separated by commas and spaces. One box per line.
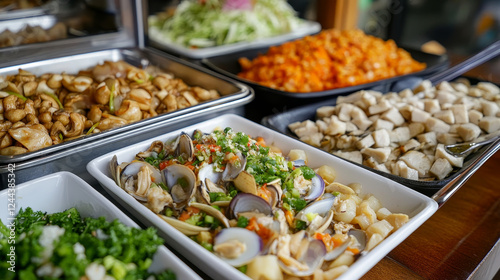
361, 55, 500, 280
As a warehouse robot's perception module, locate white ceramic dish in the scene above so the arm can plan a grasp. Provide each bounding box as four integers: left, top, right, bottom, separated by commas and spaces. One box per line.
0, 171, 201, 280
87, 114, 439, 280
148, 20, 321, 59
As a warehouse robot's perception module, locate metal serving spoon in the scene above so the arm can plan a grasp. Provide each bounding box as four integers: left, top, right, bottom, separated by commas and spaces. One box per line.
445, 131, 500, 157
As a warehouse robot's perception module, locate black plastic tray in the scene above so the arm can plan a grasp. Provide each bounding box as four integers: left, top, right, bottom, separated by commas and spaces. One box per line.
202, 46, 449, 101
261, 77, 500, 198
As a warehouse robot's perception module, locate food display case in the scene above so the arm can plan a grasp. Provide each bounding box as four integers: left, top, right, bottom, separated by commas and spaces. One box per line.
0, 0, 254, 186
1, 0, 499, 280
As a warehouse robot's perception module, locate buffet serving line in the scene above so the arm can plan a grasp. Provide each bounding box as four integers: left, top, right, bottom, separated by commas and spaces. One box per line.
1, 0, 499, 279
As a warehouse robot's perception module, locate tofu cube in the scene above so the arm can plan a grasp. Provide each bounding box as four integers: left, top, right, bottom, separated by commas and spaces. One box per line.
417, 132, 437, 147
479, 116, 500, 133
356, 134, 375, 149
351, 118, 373, 131
409, 122, 425, 138
362, 147, 391, 163
373, 119, 394, 131
477, 82, 500, 95
457, 123, 481, 142
333, 150, 363, 165
429, 158, 453, 180
423, 99, 441, 114
325, 116, 347, 135
372, 129, 391, 147
316, 106, 336, 119
433, 110, 455, 124
399, 151, 432, 177
290, 120, 318, 138
436, 133, 462, 145
436, 90, 458, 104
368, 99, 392, 115
425, 117, 451, 134
401, 139, 421, 153
468, 110, 483, 125
337, 103, 355, 121
390, 127, 411, 143
451, 104, 469, 124
411, 108, 432, 123
392, 160, 418, 180
381, 107, 405, 126
481, 100, 499, 117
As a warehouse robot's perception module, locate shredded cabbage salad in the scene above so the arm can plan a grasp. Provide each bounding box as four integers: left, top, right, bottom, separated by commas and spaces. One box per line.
148, 0, 304, 48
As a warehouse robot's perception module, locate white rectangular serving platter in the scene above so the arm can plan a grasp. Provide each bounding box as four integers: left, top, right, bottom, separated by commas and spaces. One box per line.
148, 20, 321, 59
0, 171, 201, 280
87, 114, 439, 280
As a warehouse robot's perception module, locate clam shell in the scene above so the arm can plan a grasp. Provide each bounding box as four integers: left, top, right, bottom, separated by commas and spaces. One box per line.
163, 164, 197, 206
189, 202, 230, 228
278, 238, 326, 277
303, 174, 325, 202
214, 228, 263, 267
233, 171, 257, 195
228, 193, 273, 219
222, 152, 246, 181
157, 214, 210, 236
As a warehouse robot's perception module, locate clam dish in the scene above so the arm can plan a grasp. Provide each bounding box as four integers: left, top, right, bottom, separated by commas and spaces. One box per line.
109, 127, 410, 280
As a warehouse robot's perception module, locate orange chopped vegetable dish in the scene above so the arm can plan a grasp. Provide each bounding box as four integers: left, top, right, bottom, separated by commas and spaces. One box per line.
237, 29, 426, 92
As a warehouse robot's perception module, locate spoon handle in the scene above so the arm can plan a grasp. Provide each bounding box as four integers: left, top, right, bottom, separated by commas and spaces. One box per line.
429, 40, 500, 85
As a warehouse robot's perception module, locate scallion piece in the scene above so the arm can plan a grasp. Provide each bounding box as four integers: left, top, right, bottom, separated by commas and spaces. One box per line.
86, 122, 100, 135
5, 91, 27, 101
45, 92, 63, 109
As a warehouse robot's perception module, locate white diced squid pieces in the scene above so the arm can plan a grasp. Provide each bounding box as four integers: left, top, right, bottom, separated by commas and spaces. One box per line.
411, 108, 432, 123
425, 117, 451, 134
451, 104, 469, 123
381, 107, 405, 126
429, 158, 453, 180
479, 116, 500, 133
372, 129, 391, 147
457, 123, 481, 142
288, 78, 500, 182
316, 106, 336, 119
361, 147, 391, 163
399, 151, 431, 177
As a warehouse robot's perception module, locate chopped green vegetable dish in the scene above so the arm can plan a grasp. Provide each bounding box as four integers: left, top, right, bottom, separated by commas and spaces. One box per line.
0, 207, 176, 280
148, 0, 304, 48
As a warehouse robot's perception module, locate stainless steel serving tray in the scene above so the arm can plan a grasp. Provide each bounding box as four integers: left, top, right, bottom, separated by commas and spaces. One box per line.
0, 0, 56, 21
261, 77, 500, 205
202, 46, 449, 101
0, 47, 253, 165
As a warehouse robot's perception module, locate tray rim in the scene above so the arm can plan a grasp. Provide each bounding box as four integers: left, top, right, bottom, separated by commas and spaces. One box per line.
0, 47, 254, 165
201, 46, 449, 99
260, 76, 500, 204
148, 19, 321, 59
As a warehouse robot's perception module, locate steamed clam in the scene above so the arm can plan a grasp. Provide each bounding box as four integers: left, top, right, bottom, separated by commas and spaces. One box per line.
108, 127, 410, 280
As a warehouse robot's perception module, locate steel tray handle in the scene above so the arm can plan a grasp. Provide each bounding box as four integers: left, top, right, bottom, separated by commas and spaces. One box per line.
432, 138, 500, 206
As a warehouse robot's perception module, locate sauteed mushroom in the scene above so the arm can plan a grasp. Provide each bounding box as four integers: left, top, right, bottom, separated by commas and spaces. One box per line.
0, 60, 222, 154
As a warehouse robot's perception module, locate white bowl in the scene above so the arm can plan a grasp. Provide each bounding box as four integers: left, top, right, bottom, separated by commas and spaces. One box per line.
87, 114, 438, 280
0, 171, 201, 280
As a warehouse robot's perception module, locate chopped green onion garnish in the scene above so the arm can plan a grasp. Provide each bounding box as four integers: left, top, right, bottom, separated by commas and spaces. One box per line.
6, 91, 27, 101
86, 122, 100, 135
109, 84, 115, 113
45, 92, 63, 109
